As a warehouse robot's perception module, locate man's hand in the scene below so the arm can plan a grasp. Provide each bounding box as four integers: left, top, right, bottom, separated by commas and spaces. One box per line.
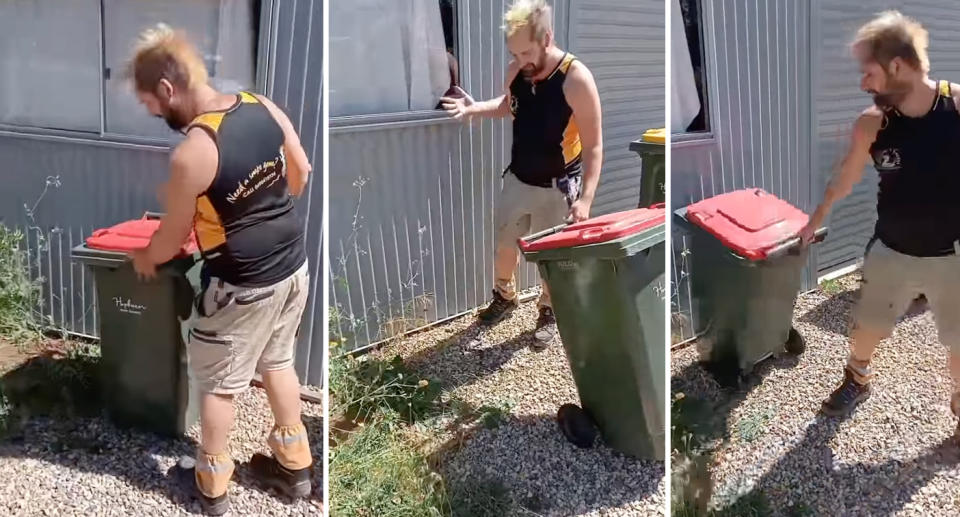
130, 248, 157, 282
568, 198, 592, 223
440, 87, 475, 120
796, 221, 819, 247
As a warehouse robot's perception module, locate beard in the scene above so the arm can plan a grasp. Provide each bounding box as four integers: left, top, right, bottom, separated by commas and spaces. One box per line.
157, 106, 191, 132
868, 77, 911, 109
521, 53, 548, 79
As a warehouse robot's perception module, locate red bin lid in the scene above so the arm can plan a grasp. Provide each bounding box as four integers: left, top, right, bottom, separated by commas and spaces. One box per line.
86, 218, 199, 256
685, 188, 808, 260
519, 204, 665, 252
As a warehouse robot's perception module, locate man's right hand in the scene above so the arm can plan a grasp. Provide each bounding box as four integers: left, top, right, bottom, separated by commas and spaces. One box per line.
440, 86, 475, 120
797, 219, 819, 247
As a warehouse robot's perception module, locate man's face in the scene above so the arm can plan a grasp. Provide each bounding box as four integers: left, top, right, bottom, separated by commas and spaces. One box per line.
507, 26, 549, 79
855, 43, 912, 108
136, 86, 191, 131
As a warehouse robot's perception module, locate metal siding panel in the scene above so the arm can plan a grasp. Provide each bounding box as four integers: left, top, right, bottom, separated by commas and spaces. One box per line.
569, 0, 665, 215
271, 0, 325, 386
0, 136, 168, 337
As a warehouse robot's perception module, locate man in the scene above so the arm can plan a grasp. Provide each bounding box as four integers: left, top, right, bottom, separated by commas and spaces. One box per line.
126, 25, 313, 515
798, 11, 960, 422
441, 0, 603, 347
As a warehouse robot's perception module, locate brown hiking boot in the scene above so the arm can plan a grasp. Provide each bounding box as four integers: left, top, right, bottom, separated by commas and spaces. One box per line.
477, 290, 519, 324
822, 367, 872, 416
250, 453, 313, 499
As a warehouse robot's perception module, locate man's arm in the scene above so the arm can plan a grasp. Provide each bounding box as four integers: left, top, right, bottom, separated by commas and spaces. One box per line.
564, 61, 603, 221
800, 108, 880, 241
441, 62, 520, 120
137, 130, 217, 271
255, 94, 313, 197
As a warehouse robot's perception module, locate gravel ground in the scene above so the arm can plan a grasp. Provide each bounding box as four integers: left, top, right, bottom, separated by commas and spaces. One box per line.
376, 299, 666, 516
0, 386, 324, 517
672, 273, 960, 516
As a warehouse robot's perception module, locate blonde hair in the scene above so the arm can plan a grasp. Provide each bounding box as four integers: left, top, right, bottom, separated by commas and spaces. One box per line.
127, 24, 208, 92
853, 10, 929, 73
503, 0, 552, 42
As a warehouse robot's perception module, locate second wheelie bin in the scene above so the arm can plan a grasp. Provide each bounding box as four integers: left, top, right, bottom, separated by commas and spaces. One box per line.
630, 128, 666, 209
71, 214, 200, 436
674, 188, 827, 376
519, 205, 666, 460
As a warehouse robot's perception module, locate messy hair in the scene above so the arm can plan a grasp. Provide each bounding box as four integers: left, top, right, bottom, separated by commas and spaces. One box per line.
126, 24, 208, 93
503, 0, 553, 42
853, 10, 930, 73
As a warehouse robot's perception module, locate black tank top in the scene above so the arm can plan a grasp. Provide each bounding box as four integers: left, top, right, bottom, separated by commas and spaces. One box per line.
187, 92, 306, 286
869, 80, 960, 257
508, 53, 582, 188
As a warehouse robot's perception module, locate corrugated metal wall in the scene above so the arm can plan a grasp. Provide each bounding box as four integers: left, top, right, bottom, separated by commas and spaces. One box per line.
813, 1, 960, 273
670, 0, 812, 342
0, 0, 326, 387
267, 0, 325, 386
329, 0, 664, 351
570, 0, 665, 215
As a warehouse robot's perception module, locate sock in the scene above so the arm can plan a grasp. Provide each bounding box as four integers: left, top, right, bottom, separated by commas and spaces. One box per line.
195, 450, 235, 498
268, 422, 312, 471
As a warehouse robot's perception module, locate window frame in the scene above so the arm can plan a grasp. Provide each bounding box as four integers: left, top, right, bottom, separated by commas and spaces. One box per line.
0, 0, 276, 150
329, 0, 463, 133
673, 0, 715, 144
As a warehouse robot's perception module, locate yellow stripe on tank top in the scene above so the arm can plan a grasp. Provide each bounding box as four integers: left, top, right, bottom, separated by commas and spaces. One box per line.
194, 195, 227, 250
561, 116, 582, 164
190, 112, 226, 132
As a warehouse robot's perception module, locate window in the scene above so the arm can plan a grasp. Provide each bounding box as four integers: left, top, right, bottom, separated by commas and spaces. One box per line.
330, 0, 460, 118
0, 0, 263, 141
674, 0, 709, 134
0, 0, 102, 132
103, 0, 261, 138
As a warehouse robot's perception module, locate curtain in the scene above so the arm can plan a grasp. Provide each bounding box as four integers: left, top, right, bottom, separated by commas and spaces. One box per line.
0, 0, 101, 131
331, 0, 450, 117
672, 0, 701, 132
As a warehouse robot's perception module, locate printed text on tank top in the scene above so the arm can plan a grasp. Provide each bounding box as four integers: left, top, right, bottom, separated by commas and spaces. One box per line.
185, 92, 306, 287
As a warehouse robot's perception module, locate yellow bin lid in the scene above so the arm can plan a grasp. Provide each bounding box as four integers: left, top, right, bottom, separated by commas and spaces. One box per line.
642, 127, 665, 144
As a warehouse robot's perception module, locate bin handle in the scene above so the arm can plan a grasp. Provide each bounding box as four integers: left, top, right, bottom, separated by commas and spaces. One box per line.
765, 227, 828, 259
143, 211, 165, 220
517, 223, 569, 250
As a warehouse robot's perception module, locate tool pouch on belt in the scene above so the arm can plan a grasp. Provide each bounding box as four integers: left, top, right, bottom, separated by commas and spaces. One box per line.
554, 172, 583, 207
195, 266, 234, 318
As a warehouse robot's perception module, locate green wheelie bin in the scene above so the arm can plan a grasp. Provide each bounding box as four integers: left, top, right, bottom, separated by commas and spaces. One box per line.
630, 128, 666, 209
71, 214, 200, 436
674, 189, 827, 379
519, 205, 666, 460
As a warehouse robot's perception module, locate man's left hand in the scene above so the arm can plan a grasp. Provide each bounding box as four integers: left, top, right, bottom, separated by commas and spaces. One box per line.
130, 248, 157, 282
568, 198, 592, 223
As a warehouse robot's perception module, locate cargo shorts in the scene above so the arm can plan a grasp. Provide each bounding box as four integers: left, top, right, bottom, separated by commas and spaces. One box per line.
188, 261, 310, 395
854, 241, 960, 352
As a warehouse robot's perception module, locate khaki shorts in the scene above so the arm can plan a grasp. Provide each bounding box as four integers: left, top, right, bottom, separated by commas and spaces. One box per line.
188, 262, 310, 395
854, 241, 960, 352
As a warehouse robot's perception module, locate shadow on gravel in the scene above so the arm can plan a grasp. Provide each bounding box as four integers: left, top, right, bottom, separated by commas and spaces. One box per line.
403, 320, 540, 393
425, 411, 663, 517
0, 367, 325, 515
799, 285, 930, 337
671, 350, 805, 514
724, 414, 960, 516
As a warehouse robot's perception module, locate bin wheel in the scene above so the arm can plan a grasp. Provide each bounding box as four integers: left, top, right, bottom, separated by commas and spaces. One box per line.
557, 403, 597, 449
785, 327, 806, 355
